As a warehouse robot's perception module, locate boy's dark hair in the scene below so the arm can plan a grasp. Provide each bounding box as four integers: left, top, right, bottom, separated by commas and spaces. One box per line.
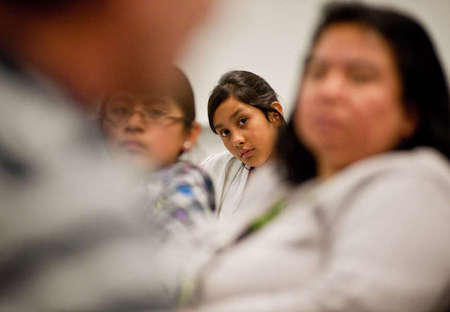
98, 66, 196, 129
168, 67, 196, 128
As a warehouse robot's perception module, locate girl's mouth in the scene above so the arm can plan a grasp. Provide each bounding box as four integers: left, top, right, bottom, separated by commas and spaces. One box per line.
240, 148, 255, 160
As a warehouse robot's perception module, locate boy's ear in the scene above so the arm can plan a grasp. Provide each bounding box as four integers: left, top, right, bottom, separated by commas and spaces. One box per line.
268, 101, 283, 125
183, 121, 201, 152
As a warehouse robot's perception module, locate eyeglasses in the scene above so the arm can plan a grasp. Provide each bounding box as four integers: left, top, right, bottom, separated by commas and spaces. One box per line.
104, 96, 187, 127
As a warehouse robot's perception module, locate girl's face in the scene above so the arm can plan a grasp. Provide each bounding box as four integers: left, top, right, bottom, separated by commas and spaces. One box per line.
102, 93, 196, 168
213, 97, 281, 168
295, 23, 417, 178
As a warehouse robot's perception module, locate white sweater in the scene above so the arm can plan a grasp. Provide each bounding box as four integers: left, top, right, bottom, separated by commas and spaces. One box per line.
195, 148, 450, 312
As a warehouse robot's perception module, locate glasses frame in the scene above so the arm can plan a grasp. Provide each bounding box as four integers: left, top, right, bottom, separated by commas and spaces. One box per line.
103, 96, 188, 128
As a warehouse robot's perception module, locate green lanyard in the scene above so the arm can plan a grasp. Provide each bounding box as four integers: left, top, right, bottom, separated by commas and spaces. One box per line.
235, 198, 286, 242
179, 198, 287, 306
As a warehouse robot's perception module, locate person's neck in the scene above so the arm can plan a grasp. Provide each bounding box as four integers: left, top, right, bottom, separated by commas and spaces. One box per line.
317, 158, 340, 181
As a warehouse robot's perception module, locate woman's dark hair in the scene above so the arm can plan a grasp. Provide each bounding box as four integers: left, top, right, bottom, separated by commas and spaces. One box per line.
99, 66, 196, 129
207, 70, 285, 133
277, 1, 450, 185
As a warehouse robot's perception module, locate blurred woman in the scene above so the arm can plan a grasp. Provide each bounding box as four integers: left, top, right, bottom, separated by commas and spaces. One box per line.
201, 70, 285, 218
184, 2, 450, 311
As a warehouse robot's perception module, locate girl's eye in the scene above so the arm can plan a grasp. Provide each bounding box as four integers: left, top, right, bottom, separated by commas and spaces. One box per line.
238, 117, 247, 126
219, 129, 230, 137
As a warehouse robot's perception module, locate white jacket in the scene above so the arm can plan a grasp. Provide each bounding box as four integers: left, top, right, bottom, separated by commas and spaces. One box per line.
200, 151, 251, 218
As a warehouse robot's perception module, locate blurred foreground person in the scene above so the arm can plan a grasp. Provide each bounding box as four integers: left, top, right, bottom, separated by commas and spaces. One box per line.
179, 2, 450, 311
100, 68, 216, 237
0, 0, 211, 311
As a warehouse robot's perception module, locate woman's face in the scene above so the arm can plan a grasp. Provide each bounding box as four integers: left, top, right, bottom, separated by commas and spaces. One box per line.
295, 23, 417, 177
213, 97, 280, 168
102, 93, 191, 168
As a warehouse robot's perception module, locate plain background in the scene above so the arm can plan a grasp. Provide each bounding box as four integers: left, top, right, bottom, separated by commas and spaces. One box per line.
177, 0, 450, 163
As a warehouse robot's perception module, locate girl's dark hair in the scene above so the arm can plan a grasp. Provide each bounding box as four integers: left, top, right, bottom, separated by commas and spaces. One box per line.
207, 70, 285, 133
277, 1, 450, 185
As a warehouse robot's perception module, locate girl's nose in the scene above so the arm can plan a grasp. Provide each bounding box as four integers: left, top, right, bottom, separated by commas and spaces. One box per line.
231, 131, 245, 147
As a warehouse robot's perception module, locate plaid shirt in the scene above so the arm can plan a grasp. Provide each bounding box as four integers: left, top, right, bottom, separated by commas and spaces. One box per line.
142, 161, 216, 238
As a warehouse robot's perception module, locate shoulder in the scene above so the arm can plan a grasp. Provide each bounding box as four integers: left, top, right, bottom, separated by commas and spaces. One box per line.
170, 161, 213, 185
363, 148, 450, 202
165, 161, 216, 213
200, 151, 238, 172
323, 147, 449, 194
352, 147, 449, 189
201, 151, 236, 165
162, 161, 215, 203
329, 149, 450, 256
301, 148, 450, 224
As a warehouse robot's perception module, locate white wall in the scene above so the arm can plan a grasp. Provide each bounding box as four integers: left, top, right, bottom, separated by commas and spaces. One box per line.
178, 0, 450, 164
